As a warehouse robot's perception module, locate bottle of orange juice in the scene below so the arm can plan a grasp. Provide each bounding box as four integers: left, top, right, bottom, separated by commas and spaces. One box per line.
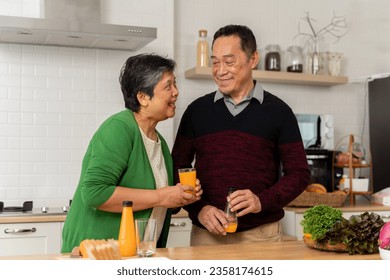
224, 187, 238, 233
118, 201, 137, 257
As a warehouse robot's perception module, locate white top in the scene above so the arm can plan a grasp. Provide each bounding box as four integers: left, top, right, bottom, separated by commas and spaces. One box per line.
139, 127, 168, 239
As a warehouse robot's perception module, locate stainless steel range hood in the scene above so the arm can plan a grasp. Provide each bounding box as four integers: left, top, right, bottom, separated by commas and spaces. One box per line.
0, 0, 157, 51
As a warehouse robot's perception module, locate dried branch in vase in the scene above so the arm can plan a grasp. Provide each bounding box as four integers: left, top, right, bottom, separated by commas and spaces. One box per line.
296, 11, 348, 43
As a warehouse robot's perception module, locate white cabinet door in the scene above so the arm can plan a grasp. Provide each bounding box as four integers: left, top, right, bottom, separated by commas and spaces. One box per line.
166, 217, 192, 248
281, 211, 305, 240
0, 222, 61, 257
60, 222, 64, 249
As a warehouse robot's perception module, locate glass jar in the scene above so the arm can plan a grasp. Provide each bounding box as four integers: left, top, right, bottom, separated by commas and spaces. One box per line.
286, 45, 304, 73
196, 29, 209, 67
264, 44, 281, 71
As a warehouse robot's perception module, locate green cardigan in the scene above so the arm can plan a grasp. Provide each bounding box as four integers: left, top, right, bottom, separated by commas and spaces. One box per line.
61, 109, 173, 253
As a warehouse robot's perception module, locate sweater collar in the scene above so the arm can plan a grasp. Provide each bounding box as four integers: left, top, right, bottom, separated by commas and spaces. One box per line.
214, 80, 264, 104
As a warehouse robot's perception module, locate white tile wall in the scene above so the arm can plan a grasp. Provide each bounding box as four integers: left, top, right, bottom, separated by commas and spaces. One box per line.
0, 0, 174, 207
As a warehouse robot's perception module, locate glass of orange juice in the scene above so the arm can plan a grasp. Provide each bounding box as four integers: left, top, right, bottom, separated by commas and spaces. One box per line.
224, 187, 238, 233
178, 168, 196, 195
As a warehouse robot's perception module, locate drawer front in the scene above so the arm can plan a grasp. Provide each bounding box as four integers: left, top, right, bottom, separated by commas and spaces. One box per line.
0, 222, 61, 256
166, 217, 192, 248
169, 217, 192, 232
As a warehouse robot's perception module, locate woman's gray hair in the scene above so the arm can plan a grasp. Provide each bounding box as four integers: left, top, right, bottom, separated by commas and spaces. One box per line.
119, 53, 176, 112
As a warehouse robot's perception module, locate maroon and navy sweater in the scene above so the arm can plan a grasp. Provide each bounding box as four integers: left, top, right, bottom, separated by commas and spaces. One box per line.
172, 90, 310, 232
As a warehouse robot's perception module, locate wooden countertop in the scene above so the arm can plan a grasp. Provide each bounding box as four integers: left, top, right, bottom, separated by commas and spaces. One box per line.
284, 201, 390, 214
0, 241, 381, 260
155, 241, 381, 260
2, 201, 388, 223
0, 214, 67, 224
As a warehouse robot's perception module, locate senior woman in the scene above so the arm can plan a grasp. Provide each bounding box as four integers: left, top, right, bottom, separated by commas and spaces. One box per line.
61, 54, 202, 253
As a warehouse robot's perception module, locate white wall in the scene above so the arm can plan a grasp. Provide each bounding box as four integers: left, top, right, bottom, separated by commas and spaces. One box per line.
173, 0, 390, 149
0, 0, 174, 207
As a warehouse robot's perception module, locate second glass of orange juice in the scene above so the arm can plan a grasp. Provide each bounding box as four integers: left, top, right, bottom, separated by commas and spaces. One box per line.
178, 168, 196, 195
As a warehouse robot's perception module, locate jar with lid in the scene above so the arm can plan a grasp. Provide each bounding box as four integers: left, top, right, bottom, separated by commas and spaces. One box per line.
196, 29, 210, 68
264, 44, 281, 71
286, 45, 304, 73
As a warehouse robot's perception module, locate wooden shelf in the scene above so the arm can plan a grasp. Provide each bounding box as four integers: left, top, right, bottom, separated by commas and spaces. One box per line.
334, 163, 371, 169
185, 67, 349, 86
332, 134, 373, 205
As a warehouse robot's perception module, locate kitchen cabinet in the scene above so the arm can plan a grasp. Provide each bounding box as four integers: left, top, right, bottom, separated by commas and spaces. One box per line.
282, 204, 390, 240
0, 222, 62, 257
166, 217, 192, 248
185, 67, 348, 86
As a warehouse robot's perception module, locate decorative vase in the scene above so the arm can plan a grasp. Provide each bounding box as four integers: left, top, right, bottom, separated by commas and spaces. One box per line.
306, 37, 327, 75
327, 52, 343, 76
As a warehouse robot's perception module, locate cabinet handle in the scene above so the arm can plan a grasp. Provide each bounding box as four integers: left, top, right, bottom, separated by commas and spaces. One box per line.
4, 227, 37, 234
170, 222, 186, 227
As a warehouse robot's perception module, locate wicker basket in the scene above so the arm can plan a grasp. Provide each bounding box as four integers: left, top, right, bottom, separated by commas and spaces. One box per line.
287, 191, 347, 207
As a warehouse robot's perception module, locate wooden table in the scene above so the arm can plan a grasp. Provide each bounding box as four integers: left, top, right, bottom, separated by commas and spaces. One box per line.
0, 240, 380, 260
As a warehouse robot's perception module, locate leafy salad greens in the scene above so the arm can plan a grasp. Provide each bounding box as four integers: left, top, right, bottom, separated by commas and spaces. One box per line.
300, 205, 343, 240
301, 204, 385, 255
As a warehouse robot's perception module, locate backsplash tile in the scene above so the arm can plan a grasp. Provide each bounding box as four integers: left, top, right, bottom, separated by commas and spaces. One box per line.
0, 0, 175, 208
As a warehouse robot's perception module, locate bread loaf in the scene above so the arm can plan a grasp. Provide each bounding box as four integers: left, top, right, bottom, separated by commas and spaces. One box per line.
306, 183, 327, 194
78, 239, 121, 260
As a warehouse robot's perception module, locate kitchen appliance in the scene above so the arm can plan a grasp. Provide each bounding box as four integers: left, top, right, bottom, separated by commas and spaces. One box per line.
295, 114, 334, 150
0, 0, 156, 50
368, 76, 390, 193
305, 149, 342, 192
0, 201, 69, 217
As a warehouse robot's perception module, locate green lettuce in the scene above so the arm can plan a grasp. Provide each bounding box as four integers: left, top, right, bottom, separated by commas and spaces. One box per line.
300, 205, 343, 240
317, 212, 385, 255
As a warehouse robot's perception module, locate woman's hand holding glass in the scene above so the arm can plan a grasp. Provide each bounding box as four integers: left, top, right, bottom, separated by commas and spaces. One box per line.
157, 179, 202, 208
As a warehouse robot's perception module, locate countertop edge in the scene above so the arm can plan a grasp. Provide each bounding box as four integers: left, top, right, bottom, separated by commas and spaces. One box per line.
0, 215, 67, 224
284, 203, 390, 214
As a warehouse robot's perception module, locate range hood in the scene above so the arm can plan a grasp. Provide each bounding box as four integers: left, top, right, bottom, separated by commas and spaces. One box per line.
0, 0, 157, 51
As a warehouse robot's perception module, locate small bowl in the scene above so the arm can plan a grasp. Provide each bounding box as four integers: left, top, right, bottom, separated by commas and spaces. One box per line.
379, 247, 390, 260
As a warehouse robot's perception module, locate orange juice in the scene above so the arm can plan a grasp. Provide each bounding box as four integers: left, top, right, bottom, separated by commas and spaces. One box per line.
226, 222, 238, 233
118, 201, 137, 257
178, 168, 196, 195
224, 187, 238, 233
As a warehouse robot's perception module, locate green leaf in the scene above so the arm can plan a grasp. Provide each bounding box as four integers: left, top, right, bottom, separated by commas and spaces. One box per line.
300, 205, 343, 240
318, 211, 385, 255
